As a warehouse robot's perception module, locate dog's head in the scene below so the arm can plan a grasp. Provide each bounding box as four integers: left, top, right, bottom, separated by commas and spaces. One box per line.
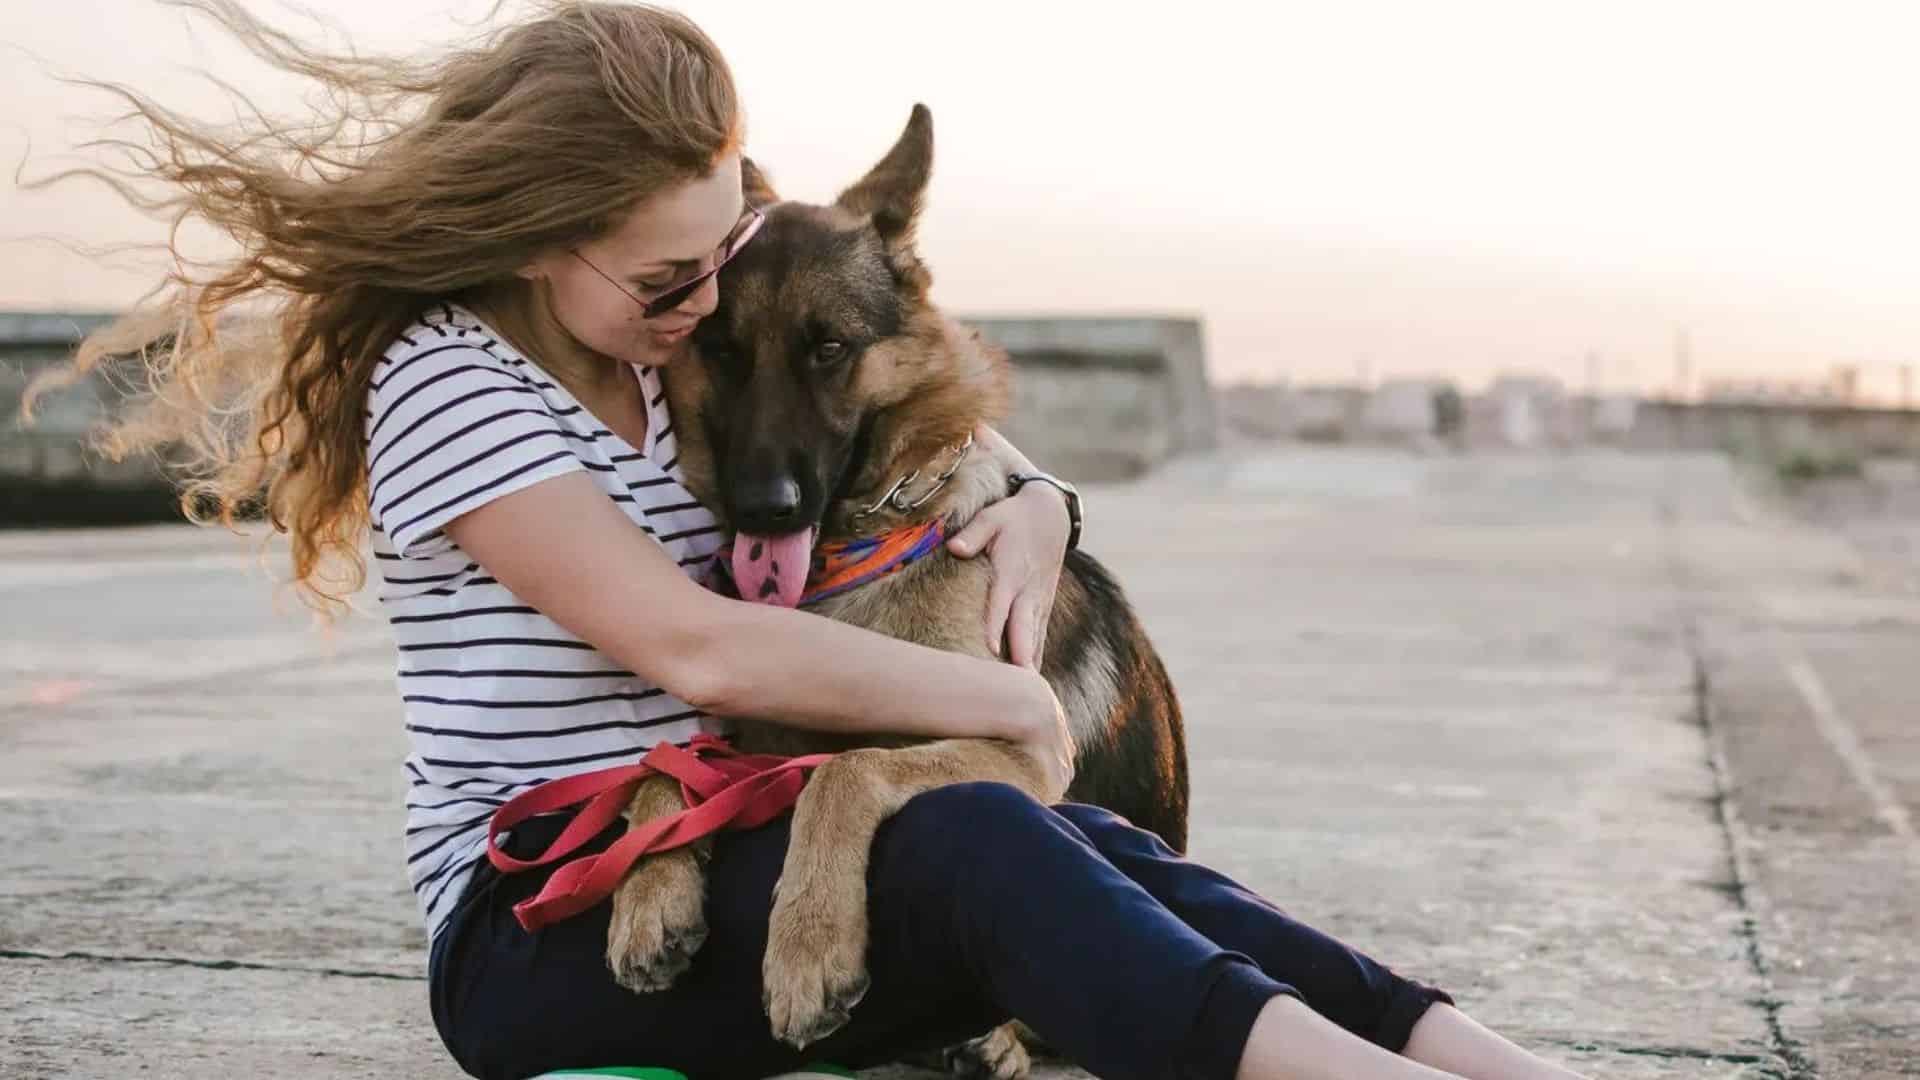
667, 104, 1010, 605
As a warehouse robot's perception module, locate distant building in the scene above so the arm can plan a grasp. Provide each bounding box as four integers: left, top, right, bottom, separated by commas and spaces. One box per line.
1363, 377, 1449, 443
1482, 374, 1572, 448
1702, 365, 1860, 406
1214, 379, 1294, 441
1588, 393, 1639, 441
1290, 384, 1368, 442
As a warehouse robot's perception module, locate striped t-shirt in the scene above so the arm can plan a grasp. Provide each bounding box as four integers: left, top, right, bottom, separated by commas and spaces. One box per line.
364, 302, 728, 943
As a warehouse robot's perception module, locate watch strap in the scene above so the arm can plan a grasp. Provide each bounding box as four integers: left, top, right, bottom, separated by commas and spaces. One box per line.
1007, 470, 1083, 552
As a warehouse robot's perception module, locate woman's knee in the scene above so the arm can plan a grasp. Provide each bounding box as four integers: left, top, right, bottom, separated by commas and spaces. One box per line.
1050, 800, 1128, 836
1052, 801, 1179, 859
880, 781, 1055, 864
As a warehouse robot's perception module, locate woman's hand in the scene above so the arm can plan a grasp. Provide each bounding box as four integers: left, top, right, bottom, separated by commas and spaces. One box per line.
1013, 670, 1078, 802
946, 424, 1072, 668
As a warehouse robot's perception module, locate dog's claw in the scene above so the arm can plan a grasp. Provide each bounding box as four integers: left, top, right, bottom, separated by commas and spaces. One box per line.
606, 922, 706, 991
765, 963, 869, 1047
762, 880, 872, 1047
608, 913, 708, 992
606, 849, 709, 994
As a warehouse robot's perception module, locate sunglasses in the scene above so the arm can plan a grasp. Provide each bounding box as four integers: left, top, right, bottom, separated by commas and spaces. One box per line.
572, 204, 766, 319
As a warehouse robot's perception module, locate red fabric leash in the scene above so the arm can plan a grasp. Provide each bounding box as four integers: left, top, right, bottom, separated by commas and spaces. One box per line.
486, 734, 830, 932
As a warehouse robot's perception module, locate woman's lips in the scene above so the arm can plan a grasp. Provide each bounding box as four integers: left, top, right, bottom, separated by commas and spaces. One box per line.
649, 323, 695, 344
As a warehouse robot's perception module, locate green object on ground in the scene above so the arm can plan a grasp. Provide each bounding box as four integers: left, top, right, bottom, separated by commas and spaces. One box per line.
534, 1069, 687, 1080
533, 1065, 854, 1079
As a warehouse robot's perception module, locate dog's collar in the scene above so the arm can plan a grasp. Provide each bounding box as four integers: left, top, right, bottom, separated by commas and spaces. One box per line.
713, 518, 947, 607
792, 434, 971, 604
801, 518, 948, 606
849, 432, 974, 521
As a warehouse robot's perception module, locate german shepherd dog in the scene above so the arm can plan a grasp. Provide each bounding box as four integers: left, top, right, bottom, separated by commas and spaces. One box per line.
606, 106, 1188, 1075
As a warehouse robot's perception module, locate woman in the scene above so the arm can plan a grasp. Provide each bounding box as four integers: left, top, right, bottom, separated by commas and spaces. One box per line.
31, 4, 1593, 1079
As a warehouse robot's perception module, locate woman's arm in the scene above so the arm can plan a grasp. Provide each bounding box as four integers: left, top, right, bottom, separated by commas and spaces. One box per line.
445, 471, 1068, 759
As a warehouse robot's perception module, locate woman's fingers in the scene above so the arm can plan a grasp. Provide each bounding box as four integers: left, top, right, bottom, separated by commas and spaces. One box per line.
945, 511, 997, 559
947, 495, 1063, 664
982, 564, 1019, 659
1008, 586, 1054, 669
946, 512, 1017, 656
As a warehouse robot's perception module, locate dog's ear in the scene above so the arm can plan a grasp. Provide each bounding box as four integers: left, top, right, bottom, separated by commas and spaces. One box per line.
835, 104, 932, 251
741, 156, 779, 207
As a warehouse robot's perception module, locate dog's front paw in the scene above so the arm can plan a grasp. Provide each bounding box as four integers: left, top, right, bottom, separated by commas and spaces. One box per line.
761, 871, 871, 1048
605, 847, 709, 993
944, 1024, 1032, 1080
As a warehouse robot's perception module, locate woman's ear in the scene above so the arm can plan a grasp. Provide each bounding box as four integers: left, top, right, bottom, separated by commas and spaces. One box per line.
515, 253, 553, 283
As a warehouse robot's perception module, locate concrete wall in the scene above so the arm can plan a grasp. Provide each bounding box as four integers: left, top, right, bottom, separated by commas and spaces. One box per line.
1220, 383, 1920, 459
965, 316, 1216, 483
0, 312, 181, 525
1627, 400, 1920, 456
1214, 383, 1376, 444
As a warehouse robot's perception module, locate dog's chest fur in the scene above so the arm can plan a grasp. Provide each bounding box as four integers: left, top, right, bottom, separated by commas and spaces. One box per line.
734, 449, 1126, 762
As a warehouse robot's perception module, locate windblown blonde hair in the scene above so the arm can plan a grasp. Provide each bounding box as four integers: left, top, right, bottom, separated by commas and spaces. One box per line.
20, 0, 741, 615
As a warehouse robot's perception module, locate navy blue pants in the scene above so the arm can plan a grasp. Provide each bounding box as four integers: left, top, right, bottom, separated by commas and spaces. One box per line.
429, 782, 1449, 1080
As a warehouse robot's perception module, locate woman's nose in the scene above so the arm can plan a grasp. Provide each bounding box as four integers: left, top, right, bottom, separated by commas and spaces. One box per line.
676, 273, 721, 318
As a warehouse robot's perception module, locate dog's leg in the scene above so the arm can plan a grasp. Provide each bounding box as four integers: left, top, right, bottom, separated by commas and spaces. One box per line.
941, 1023, 1033, 1079
763, 738, 1048, 1048
605, 771, 711, 993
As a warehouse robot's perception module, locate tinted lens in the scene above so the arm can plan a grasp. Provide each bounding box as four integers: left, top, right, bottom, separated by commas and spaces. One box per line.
641, 208, 764, 318
643, 275, 709, 318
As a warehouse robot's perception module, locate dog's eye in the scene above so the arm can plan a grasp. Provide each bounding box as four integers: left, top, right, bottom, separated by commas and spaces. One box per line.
815, 340, 847, 365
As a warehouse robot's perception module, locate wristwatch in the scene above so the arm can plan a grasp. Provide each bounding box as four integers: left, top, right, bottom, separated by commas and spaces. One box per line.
1007, 470, 1083, 552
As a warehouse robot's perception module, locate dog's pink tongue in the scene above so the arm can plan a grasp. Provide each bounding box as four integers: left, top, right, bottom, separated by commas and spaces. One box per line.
730, 528, 815, 607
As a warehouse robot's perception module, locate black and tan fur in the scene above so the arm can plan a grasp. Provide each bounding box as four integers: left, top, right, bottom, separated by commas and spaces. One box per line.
606, 106, 1189, 1072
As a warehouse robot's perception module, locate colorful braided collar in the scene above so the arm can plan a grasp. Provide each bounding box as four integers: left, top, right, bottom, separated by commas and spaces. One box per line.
714, 518, 948, 607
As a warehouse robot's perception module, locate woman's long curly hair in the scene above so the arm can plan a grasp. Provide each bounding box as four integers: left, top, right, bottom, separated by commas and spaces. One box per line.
20, 0, 740, 615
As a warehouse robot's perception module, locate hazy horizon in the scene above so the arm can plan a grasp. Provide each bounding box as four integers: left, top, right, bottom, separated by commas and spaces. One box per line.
6, 0, 1920, 398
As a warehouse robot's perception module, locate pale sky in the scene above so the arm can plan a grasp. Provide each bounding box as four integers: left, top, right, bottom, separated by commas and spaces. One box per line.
6, 0, 1920, 395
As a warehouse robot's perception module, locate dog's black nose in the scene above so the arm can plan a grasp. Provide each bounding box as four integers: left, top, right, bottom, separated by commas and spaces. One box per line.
733, 477, 804, 533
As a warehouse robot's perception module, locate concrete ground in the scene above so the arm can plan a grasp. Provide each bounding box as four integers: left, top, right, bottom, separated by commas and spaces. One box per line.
2, 447, 1914, 1078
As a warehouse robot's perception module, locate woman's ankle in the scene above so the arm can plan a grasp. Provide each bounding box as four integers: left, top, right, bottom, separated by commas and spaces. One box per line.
1238, 996, 1466, 1080
1402, 1004, 1590, 1080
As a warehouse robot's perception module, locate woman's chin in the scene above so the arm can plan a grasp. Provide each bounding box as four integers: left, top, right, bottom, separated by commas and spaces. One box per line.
623, 324, 691, 363
616, 335, 682, 367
